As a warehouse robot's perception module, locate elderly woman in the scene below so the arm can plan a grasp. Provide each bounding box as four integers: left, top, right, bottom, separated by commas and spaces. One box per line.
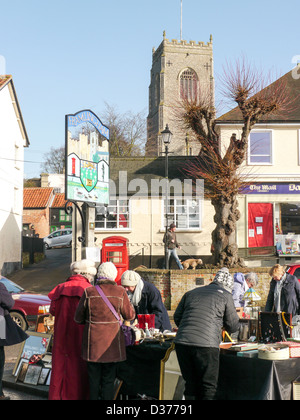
75, 262, 135, 400
121, 270, 172, 332
232, 272, 259, 308
48, 259, 96, 400
265, 264, 300, 316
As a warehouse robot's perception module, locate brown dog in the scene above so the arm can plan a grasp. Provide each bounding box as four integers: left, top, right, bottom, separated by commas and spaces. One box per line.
181, 258, 203, 269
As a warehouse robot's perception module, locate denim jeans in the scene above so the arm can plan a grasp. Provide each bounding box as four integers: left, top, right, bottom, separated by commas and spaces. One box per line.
167, 249, 183, 269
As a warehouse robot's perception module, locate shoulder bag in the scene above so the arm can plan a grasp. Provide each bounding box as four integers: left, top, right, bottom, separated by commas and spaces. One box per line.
95, 285, 135, 346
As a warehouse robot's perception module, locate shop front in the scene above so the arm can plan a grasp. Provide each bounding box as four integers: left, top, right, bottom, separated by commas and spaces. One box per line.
239, 182, 300, 257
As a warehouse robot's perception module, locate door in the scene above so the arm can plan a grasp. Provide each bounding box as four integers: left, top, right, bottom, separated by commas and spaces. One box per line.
248, 203, 274, 247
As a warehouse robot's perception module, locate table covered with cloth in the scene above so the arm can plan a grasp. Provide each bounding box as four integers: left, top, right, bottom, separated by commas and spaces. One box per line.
117, 341, 300, 400
217, 353, 300, 400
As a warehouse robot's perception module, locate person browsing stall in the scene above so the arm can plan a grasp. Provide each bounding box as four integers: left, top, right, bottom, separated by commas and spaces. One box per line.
265, 264, 300, 317
75, 262, 135, 400
121, 270, 172, 332
174, 269, 240, 400
48, 259, 97, 400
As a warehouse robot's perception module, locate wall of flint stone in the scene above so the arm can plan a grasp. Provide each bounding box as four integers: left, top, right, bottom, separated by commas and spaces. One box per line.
135, 268, 272, 312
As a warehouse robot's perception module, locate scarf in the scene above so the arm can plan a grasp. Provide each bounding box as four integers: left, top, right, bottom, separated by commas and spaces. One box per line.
274, 273, 286, 312
128, 278, 144, 307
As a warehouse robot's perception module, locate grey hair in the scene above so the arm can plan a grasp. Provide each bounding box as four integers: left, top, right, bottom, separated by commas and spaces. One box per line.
244, 272, 258, 287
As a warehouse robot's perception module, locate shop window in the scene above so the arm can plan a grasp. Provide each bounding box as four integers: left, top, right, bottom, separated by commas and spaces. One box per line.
248, 131, 272, 164
280, 203, 300, 235
163, 198, 202, 230
95, 199, 130, 230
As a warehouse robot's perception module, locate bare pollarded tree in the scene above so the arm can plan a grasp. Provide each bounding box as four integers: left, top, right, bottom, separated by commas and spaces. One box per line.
181, 60, 295, 267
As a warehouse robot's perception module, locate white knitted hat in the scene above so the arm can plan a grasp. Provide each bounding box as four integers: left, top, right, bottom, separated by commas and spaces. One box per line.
97, 262, 118, 281
70, 259, 97, 276
121, 270, 141, 287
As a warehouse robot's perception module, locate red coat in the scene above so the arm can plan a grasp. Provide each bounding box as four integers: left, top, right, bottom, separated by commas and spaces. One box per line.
48, 275, 92, 400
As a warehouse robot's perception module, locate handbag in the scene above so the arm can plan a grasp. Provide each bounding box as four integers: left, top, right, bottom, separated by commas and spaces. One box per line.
95, 285, 135, 346
0, 313, 28, 347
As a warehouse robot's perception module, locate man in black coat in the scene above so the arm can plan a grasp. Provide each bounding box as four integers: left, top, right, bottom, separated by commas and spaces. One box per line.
121, 270, 172, 332
174, 268, 240, 400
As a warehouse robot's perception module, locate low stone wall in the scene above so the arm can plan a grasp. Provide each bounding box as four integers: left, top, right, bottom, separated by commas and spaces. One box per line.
135, 267, 272, 311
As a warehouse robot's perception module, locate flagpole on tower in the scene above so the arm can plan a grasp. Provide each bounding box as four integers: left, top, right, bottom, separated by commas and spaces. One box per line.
180, 0, 183, 41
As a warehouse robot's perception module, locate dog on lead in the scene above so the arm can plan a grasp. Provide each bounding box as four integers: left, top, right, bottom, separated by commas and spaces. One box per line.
181, 258, 203, 270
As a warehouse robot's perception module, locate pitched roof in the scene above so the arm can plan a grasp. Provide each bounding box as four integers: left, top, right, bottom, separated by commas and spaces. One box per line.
51, 193, 72, 208
23, 188, 54, 208
0, 75, 29, 146
0, 75, 12, 89
216, 66, 300, 124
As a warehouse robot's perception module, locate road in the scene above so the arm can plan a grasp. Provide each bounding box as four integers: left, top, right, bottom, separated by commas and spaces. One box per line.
8, 247, 72, 294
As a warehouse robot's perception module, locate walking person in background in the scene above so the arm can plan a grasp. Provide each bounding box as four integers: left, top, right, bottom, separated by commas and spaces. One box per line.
163, 223, 183, 269
232, 272, 259, 308
174, 269, 240, 400
48, 259, 97, 400
75, 262, 135, 400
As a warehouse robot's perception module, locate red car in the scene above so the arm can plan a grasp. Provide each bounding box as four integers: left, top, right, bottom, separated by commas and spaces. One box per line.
0, 276, 51, 331
286, 264, 300, 281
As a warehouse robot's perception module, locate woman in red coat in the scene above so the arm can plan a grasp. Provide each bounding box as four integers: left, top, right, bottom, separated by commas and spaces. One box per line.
48, 259, 96, 400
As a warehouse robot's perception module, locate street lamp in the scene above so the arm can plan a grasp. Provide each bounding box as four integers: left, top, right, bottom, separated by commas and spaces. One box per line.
161, 124, 173, 269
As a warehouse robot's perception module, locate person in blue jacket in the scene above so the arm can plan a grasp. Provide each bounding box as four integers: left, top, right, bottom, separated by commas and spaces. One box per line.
121, 270, 172, 332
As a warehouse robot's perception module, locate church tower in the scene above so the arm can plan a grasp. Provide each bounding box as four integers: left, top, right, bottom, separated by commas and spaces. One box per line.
146, 31, 214, 156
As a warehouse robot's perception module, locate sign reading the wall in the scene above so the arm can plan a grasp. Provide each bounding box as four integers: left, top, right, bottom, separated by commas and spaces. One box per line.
65, 110, 110, 205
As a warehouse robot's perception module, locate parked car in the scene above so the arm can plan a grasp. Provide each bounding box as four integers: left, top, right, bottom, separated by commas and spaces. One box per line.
43, 228, 72, 249
286, 263, 300, 281
0, 276, 51, 330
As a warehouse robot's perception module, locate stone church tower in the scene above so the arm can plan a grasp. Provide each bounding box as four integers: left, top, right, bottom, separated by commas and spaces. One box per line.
146, 31, 214, 156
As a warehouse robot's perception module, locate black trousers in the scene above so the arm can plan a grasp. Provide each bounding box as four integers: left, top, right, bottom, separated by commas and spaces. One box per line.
0, 346, 4, 397
87, 361, 118, 400
175, 343, 220, 400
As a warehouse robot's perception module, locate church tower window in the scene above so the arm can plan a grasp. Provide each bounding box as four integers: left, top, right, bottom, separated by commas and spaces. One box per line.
180, 68, 198, 101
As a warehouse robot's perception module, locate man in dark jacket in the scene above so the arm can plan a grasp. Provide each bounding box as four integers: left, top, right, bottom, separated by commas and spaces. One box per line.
163, 223, 183, 269
121, 270, 172, 332
174, 268, 240, 400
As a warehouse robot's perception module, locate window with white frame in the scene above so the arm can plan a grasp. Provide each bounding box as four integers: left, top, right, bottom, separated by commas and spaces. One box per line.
95, 199, 130, 230
164, 198, 202, 230
248, 131, 273, 164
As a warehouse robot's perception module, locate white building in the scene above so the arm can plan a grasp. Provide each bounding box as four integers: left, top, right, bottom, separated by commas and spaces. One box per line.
0, 75, 29, 275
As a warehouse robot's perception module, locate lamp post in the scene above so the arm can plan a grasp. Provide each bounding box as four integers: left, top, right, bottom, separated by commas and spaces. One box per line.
161, 124, 173, 269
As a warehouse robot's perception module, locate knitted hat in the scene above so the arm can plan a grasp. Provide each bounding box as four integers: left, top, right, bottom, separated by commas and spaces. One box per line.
213, 269, 234, 292
121, 270, 141, 287
70, 259, 97, 280
97, 262, 118, 281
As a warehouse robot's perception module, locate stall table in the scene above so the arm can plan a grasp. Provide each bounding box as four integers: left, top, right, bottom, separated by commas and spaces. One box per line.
218, 353, 300, 400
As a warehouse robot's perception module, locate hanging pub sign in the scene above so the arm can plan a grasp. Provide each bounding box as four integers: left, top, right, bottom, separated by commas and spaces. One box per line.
65, 109, 110, 205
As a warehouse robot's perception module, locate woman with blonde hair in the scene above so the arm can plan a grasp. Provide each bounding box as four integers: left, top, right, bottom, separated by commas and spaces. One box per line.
265, 264, 300, 316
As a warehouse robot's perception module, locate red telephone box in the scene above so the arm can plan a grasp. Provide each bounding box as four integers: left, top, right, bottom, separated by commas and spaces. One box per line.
101, 236, 129, 285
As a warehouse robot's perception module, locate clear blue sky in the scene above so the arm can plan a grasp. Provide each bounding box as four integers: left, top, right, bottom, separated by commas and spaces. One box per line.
1, 0, 299, 178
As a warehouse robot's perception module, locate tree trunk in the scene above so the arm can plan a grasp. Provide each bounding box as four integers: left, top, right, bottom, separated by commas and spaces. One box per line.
211, 196, 245, 267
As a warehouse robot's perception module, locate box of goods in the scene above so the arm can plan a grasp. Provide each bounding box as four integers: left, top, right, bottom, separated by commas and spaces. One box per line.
258, 344, 290, 360
280, 341, 300, 358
